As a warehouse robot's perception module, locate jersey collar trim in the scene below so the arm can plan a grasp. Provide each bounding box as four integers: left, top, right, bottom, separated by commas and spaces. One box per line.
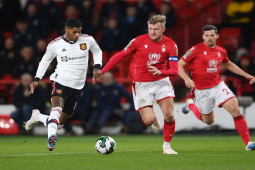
62, 35, 78, 44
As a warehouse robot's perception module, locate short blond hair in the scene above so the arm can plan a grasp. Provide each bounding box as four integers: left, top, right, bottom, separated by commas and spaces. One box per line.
147, 15, 166, 27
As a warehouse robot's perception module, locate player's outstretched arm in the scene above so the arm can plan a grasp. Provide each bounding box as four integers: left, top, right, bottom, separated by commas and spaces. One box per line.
178, 59, 195, 89
222, 61, 255, 84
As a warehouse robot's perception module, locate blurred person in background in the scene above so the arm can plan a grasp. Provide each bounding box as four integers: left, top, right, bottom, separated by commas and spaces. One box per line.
99, 17, 128, 53
99, 0, 127, 29
85, 72, 133, 134
13, 18, 38, 50
159, 2, 176, 30
11, 73, 46, 134
0, 37, 17, 78
24, 2, 50, 39
37, 0, 64, 35
80, 0, 99, 33
120, 5, 142, 41
13, 46, 36, 78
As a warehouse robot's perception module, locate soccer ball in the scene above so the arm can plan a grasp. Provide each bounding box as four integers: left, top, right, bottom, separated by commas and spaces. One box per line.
95, 136, 116, 155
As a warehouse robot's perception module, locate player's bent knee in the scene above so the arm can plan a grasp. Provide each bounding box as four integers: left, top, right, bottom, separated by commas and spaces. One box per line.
204, 120, 214, 125
143, 119, 155, 126
164, 115, 174, 122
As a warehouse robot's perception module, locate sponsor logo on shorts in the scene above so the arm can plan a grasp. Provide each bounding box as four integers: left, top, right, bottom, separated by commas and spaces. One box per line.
56, 89, 63, 94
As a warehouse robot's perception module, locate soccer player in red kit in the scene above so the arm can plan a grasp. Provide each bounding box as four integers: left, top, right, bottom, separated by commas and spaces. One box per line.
97, 15, 179, 154
179, 25, 255, 151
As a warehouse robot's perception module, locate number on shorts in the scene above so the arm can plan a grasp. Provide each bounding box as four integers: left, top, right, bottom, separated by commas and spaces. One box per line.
222, 88, 230, 95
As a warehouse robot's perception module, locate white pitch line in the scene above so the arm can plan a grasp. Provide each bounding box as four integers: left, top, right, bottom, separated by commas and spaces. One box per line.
0, 150, 139, 157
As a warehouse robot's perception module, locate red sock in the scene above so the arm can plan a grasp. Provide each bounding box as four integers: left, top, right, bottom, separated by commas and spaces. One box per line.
163, 120, 175, 142
189, 104, 203, 121
234, 115, 250, 146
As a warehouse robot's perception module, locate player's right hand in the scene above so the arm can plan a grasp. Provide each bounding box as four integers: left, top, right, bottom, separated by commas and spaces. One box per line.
29, 81, 39, 94
185, 79, 196, 89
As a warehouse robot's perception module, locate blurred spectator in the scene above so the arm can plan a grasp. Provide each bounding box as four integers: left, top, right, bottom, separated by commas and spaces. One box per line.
34, 39, 56, 78
24, 2, 50, 39
80, 0, 99, 35
237, 55, 255, 99
37, 0, 64, 35
85, 72, 133, 133
12, 18, 38, 49
0, 0, 21, 32
136, 0, 156, 22
13, 46, 36, 78
235, 46, 249, 63
99, 0, 127, 29
68, 81, 95, 131
120, 5, 142, 40
249, 39, 255, 59
99, 17, 128, 53
10, 73, 46, 133
0, 37, 17, 78
225, 0, 255, 46
136, 0, 156, 34
159, 2, 176, 30
64, 4, 80, 20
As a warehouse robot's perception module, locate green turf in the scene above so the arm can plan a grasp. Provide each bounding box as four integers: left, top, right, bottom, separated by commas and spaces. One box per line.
0, 134, 254, 170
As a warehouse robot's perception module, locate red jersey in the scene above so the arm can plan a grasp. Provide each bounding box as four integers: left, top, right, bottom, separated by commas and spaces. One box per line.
102, 34, 178, 82
181, 42, 229, 89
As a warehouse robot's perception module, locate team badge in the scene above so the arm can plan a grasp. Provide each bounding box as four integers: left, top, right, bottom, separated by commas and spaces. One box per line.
56, 89, 63, 94
204, 51, 207, 55
145, 44, 148, 49
80, 43, 87, 50
162, 44, 166, 52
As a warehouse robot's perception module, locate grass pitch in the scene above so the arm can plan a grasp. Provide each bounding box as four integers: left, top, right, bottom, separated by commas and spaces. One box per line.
0, 134, 254, 170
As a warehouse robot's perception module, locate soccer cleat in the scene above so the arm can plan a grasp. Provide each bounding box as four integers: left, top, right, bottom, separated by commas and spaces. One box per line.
182, 98, 194, 114
163, 147, 178, 154
246, 141, 255, 151
24, 109, 40, 131
48, 134, 58, 151
151, 112, 161, 132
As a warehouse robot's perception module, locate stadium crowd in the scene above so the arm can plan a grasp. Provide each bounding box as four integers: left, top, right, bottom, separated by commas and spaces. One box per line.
0, 0, 255, 134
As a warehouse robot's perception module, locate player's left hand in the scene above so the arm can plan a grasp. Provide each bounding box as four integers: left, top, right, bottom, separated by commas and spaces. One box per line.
147, 64, 162, 75
247, 75, 255, 84
92, 68, 102, 84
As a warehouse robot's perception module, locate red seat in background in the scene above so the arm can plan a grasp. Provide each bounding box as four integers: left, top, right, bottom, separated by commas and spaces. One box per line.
0, 115, 19, 135
218, 28, 241, 52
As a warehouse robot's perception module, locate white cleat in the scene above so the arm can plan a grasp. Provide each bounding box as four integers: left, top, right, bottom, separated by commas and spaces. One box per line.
163, 147, 178, 154
25, 109, 40, 131
182, 98, 194, 114
151, 112, 161, 132
246, 141, 255, 151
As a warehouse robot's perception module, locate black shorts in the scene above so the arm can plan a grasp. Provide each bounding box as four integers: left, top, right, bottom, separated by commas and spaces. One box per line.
51, 82, 82, 115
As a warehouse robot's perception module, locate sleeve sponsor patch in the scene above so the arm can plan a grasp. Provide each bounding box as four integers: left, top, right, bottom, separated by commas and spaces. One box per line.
183, 49, 192, 59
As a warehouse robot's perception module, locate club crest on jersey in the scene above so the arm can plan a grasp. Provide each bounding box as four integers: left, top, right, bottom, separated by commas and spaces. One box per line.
144, 44, 148, 49
204, 51, 207, 55
80, 43, 87, 50
162, 44, 166, 52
